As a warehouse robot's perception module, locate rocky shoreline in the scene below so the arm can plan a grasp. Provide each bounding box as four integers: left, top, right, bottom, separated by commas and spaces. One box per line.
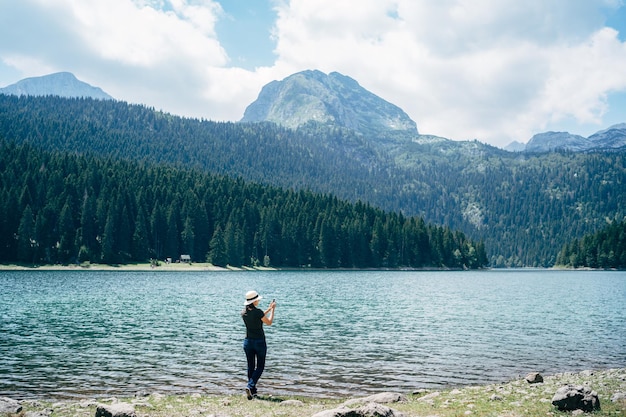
2, 368, 625, 417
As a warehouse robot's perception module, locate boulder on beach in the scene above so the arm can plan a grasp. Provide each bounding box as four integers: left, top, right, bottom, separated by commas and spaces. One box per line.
344, 392, 408, 406
525, 372, 543, 384
551, 384, 600, 412
279, 399, 304, 406
312, 402, 405, 417
416, 391, 440, 402
95, 402, 136, 417
0, 397, 22, 414
24, 411, 52, 417
611, 392, 626, 403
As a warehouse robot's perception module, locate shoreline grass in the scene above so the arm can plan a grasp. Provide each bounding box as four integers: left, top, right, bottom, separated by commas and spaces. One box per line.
7, 368, 625, 417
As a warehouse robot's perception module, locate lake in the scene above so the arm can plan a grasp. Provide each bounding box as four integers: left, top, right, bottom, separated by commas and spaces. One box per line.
0, 269, 624, 399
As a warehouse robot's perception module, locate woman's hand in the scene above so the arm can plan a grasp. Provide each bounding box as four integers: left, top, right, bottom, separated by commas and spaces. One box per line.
262, 300, 276, 325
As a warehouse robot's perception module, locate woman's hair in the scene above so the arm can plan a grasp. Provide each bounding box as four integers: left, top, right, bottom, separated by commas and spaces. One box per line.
241, 303, 255, 316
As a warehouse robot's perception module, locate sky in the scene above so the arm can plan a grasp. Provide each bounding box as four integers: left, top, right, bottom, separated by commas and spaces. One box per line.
1, 0, 625, 148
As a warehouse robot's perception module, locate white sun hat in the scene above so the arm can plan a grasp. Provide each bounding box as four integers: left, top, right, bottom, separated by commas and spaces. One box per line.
244, 290, 262, 306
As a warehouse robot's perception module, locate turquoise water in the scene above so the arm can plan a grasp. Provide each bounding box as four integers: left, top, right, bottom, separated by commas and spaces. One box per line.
0, 269, 624, 399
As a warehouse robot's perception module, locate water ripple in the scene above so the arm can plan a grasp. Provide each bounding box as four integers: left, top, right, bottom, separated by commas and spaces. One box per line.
0, 269, 624, 399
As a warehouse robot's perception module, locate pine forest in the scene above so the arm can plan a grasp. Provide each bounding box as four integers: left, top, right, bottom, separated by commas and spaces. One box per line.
0, 141, 488, 269
556, 219, 626, 269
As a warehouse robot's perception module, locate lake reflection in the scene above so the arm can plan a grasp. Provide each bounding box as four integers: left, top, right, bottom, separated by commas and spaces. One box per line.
0, 269, 624, 399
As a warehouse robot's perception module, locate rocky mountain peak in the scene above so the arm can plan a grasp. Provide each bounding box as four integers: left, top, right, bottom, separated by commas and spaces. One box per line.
521, 124, 626, 153
241, 70, 418, 136
0, 72, 113, 100
525, 131, 590, 152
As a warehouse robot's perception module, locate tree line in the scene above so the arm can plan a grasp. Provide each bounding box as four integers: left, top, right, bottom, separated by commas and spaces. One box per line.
555, 219, 626, 269
0, 141, 488, 269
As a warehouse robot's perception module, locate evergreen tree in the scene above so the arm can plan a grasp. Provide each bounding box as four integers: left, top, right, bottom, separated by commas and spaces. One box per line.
224, 221, 244, 267
180, 216, 195, 260
132, 208, 150, 261
164, 204, 180, 260
57, 200, 76, 263
101, 206, 118, 264
150, 202, 166, 260
207, 225, 227, 267
78, 193, 98, 260
17, 205, 36, 263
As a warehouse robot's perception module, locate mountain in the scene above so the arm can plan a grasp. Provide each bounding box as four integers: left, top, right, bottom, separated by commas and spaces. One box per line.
0, 72, 113, 100
588, 123, 626, 149
241, 70, 418, 137
517, 123, 626, 152
503, 140, 526, 152
525, 131, 590, 152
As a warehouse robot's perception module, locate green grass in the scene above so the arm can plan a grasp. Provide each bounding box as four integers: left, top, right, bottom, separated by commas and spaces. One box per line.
8, 368, 626, 417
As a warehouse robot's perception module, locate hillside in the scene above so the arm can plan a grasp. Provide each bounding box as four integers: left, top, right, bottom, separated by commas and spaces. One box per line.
1, 94, 625, 266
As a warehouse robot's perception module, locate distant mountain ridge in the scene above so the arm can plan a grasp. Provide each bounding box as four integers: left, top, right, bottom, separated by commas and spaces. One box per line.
2, 70, 623, 153
0, 72, 113, 100
241, 70, 418, 137
243, 70, 625, 153
525, 131, 589, 152
509, 123, 626, 152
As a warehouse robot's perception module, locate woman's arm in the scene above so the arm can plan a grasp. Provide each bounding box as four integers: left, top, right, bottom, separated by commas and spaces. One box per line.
261, 300, 276, 325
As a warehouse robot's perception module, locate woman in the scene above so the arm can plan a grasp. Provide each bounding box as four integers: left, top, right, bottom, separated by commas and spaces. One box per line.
241, 290, 276, 399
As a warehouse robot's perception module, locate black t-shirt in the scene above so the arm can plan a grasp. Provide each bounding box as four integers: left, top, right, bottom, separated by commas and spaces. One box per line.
242, 306, 265, 339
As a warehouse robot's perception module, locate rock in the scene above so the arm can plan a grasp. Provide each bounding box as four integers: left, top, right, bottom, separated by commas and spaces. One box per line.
280, 399, 304, 406
311, 406, 351, 417
489, 394, 503, 401
312, 402, 405, 417
411, 389, 430, 395
416, 392, 440, 402
525, 372, 543, 384
344, 392, 408, 406
24, 411, 51, 417
551, 385, 600, 412
95, 402, 136, 417
0, 397, 22, 414
611, 392, 626, 403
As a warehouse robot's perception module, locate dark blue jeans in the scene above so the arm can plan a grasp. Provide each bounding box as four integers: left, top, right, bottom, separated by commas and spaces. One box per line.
243, 337, 267, 391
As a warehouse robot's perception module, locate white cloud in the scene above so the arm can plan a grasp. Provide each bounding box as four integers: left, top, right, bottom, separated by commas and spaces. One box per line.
0, 0, 625, 146
0, 0, 231, 118
537, 28, 626, 124
271, 0, 626, 146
